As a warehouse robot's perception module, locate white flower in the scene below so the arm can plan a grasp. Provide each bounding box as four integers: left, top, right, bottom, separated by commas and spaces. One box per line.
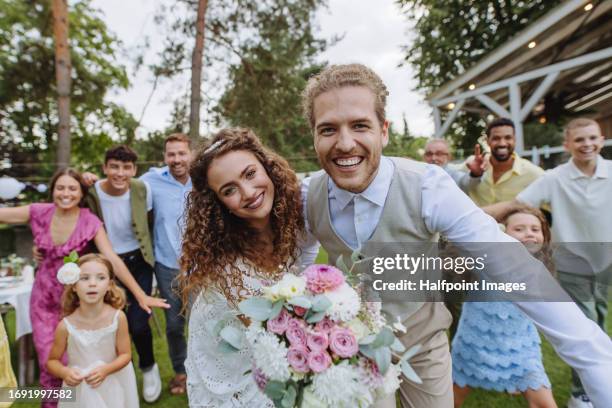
251, 331, 290, 382
392, 316, 407, 334
376, 363, 402, 397
57, 262, 80, 285
326, 283, 360, 322
277, 273, 306, 299
312, 361, 366, 407
301, 386, 327, 408
345, 318, 371, 341
263, 273, 306, 301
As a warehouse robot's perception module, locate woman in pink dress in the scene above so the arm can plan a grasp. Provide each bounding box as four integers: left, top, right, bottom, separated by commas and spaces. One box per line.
0, 168, 167, 407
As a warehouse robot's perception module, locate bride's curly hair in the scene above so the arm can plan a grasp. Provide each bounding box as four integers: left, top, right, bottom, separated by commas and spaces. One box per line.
179, 128, 305, 307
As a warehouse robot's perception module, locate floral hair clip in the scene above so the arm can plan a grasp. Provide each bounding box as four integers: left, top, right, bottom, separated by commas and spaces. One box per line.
57, 250, 80, 285
203, 139, 225, 155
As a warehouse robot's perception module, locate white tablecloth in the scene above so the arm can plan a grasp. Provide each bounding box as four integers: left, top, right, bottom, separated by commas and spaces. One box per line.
0, 282, 32, 339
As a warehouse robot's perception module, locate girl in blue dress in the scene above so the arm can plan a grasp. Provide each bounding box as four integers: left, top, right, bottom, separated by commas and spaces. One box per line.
452, 205, 557, 408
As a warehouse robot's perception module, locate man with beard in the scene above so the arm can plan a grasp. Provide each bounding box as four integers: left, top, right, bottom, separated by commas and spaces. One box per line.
140, 133, 192, 396
299, 64, 612, 407
468, 118, 543, 207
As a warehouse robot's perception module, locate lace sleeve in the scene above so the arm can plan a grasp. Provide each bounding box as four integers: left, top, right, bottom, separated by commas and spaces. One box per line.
186, 290, 273, 408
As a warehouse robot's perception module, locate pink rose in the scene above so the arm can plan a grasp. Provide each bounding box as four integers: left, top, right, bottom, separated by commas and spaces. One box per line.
266, 308, 290, 335
307, 350, 332, 373
293, 306, 307, 316
287, 317, 306, 330
329, 327, 359, 358
306, 330, 329, 351
286, 325, 307, 347
314, 317, 336, 334
304, 265, 345, 294
287, 346, 310, 373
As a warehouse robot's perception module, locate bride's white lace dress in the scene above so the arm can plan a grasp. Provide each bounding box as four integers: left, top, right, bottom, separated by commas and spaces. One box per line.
186, 260, 281, 408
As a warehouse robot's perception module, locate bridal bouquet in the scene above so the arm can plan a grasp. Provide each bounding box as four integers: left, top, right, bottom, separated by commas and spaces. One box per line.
218, 263, 421, 408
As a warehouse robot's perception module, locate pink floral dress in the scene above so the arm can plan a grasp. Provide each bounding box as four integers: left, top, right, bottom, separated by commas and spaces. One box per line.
29, 203, 102, 407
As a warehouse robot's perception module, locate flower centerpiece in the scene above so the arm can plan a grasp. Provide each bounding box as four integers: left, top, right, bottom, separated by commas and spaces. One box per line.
216, 257, 422, 408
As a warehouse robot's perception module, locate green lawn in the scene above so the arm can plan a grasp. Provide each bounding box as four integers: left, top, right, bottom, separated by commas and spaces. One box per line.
3, 294, 611, 407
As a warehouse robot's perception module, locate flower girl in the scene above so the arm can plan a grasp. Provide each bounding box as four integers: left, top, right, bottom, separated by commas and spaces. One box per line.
47, 253, 138, 407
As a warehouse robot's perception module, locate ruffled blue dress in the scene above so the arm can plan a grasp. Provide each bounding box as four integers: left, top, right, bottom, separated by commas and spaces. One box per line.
451, 302, 551, 392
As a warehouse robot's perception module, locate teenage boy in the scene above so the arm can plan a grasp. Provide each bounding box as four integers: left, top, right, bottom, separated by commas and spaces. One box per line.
84, 145, 162, 402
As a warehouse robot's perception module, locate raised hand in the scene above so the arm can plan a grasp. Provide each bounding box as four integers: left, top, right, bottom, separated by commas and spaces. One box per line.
80, 172, 99, 187
466, 144, 487, 177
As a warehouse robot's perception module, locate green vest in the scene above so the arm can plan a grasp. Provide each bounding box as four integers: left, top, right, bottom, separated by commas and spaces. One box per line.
85, 179, 155, 267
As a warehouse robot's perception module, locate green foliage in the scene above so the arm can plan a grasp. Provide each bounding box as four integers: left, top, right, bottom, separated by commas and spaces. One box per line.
0, 0, 136, 179
152, 0, 328, 172
398, 0, 564, 149
384, 123, 429, 160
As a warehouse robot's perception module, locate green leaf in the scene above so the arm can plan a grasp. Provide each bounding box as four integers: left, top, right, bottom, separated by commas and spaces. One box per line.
401, 360, 423, 384
336, 254, 349, 274
217, 340, 239, 354
400, 344, 422, 363
390, 337, 406, 353
264, 381, 286, 400
63, 251, 79, 264
310, 295, 331, 312
270, 300, 285, 319
371, 327, 395, 349
305, 311, 326, 323
351, 249, 364, 264
358, 334, 377, 346
288, 296, 312, 309
373, 346, 391, 375
219, 326, 245, 350
281, 384, 297, 408
238, 297, 273, 321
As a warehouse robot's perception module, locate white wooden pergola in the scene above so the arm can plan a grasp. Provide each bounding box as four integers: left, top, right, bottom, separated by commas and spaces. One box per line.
428, 0, 612, 161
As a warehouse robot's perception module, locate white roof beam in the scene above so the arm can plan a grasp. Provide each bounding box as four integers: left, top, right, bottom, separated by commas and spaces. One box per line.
431, 47, 612, 107
434, 99, 465, 138
428, 0, 589, 100
475, 94, 511, 118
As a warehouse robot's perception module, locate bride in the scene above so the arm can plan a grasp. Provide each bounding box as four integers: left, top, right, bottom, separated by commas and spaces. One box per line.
178, 128, 305, 407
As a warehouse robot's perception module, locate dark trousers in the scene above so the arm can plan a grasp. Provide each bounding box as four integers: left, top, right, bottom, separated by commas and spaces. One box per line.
155, 262, 187, 374
120, 249, 155, 370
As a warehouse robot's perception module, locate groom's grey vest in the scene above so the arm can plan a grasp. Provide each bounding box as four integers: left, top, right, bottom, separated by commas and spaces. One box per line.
307, 157, 437, 321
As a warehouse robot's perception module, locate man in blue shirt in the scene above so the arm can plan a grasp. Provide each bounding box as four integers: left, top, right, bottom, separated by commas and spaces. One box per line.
140, 133, 192, 396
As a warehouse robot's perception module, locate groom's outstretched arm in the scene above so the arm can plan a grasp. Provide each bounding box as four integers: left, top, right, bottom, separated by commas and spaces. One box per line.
421, 165, 612, 406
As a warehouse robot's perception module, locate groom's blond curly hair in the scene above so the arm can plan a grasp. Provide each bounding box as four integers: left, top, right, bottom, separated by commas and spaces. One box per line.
301, 63, 389, 130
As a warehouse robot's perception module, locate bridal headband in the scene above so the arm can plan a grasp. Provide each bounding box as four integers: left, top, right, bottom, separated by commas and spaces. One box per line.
203, 139, 226, 155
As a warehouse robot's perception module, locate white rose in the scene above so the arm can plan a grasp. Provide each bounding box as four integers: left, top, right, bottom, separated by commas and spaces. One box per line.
345, 318, 371, 341
57, 262, 80, 285
377, 363, 402, 397
276, 274, 306, 299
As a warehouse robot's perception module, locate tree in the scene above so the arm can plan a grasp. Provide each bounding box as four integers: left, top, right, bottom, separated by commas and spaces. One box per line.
52, 0, 72, 167
0, 0, 136, 179
151, 0, 329, 170
398, 0, 563, 151
189, 0, 208, 140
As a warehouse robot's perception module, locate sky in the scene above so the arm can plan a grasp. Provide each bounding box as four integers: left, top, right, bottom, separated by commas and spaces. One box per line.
91, 0, 434, 139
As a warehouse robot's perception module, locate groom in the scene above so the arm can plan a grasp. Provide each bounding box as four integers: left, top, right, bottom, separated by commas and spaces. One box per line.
299, 64, 612, 407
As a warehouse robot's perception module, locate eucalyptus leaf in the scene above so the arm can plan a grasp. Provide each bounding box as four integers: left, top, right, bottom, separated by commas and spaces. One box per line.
306, 311, 326, 323
390, 337, 406, 353
310, 295, 331, 312
336, 254, 349, 274
373, 346, 391, 375
359, 344, 375, 360
288, 296, 312, 309
400, 344, 422, 362
351, 249, 363, 264
219, 326, 245, 350
401, 360, 423, 384
265, 381, 286, 400
371, 327, 395, 348
270, 300, 285, 319
359, 334, 377, 346
238, 297, 273, 321
281, 385, 297, 408
217, 340, 239, 354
